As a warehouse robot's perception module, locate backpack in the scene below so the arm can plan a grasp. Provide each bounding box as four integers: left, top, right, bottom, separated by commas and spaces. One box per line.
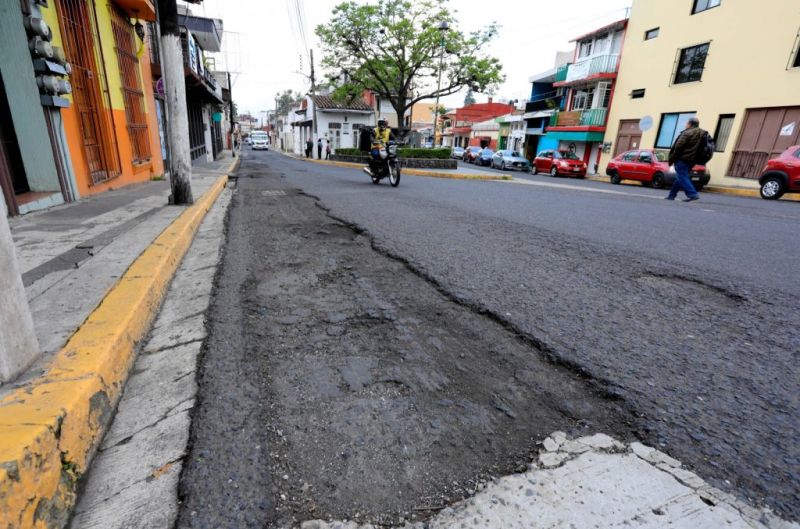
696, 131, 715, 165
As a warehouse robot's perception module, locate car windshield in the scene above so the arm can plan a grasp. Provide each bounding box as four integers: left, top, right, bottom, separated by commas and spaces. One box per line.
556, 151, 580, 160
652, 150, 669, 162
251, 133, 267, 140
510, 152, 521, 158
469, 147, 481, 153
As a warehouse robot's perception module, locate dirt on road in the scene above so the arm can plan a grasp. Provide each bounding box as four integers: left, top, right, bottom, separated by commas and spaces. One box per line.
177, 164, 635, 528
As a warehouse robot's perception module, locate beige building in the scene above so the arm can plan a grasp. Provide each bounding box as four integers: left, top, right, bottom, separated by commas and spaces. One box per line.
603, 0, 800, 187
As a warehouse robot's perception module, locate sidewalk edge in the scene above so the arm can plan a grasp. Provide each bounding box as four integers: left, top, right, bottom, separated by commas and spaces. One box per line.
276, 150, 512, 181
0, 171, 230, 528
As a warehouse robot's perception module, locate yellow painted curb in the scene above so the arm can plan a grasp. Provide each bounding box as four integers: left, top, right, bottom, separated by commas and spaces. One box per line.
279, 151, 512, 181
0, 173, 229, 528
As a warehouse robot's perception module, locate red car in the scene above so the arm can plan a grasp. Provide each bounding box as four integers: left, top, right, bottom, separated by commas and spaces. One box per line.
606, 149, 710, 190
532, 150, 587, 177
759, 145, 800, 200
463, 146, 482, 164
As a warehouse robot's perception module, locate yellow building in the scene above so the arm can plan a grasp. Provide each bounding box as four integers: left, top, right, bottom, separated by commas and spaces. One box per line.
603, 0, 800, 187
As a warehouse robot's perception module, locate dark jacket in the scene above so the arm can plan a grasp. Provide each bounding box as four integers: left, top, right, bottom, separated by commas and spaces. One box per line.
669, 126, 706, 165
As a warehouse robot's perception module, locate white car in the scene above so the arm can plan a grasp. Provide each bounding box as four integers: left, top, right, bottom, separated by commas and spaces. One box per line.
250, 132, 269, 150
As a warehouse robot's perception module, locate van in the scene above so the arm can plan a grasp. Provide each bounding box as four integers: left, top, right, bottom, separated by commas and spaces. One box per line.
251, 132, 269, 151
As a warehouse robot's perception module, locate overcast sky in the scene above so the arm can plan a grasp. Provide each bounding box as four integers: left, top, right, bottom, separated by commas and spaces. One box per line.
184, 0, 632, 116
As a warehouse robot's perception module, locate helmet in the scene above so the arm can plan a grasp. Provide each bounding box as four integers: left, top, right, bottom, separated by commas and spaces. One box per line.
378, 116, 388, 128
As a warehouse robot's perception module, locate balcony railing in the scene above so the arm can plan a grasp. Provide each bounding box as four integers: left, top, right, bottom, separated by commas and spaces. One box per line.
564, 54, 620, 83
550, 108, 608, 127
555, 63, 570, 82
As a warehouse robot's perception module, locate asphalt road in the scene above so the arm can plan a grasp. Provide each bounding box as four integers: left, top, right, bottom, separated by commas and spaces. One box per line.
180, 149, 800, 525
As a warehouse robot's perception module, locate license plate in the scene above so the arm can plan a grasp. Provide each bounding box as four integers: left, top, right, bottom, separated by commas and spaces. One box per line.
572, 167, 580, 172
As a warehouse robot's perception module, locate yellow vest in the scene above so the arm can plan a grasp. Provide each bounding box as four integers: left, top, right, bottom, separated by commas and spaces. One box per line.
372, 127, 391, 146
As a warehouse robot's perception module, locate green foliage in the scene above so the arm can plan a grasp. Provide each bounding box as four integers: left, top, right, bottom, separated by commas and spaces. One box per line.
398, 148, 450, 159
317, 0, 504, 131
276, 89, 304, 115
334, 147, 450, 159
333, 148, 363, 156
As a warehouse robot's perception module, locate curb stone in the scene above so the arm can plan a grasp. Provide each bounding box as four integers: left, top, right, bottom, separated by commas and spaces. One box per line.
0, 165, 233, 529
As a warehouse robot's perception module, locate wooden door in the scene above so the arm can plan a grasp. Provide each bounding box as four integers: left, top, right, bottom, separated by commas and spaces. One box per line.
56, 0, 120, 184
615, 119, 642, 156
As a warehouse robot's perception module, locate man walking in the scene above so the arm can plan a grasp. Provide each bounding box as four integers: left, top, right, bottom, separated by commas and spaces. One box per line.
325, 139, 331, 160
317, 138, 323, 159
666, 117, 706, 202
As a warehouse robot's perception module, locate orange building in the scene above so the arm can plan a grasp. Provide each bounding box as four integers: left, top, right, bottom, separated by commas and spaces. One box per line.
42, 0, 164, 197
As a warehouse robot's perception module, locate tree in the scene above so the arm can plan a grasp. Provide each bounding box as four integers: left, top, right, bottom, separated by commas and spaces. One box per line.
316, 0, 504, 136
276, 89, 304, 116
464, 89, 476, 106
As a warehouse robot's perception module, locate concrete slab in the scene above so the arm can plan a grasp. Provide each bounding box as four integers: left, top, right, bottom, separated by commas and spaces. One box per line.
292, 434, 798, 529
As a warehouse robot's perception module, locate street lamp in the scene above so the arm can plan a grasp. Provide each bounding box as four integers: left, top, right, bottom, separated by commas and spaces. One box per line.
432, 20, 449, 148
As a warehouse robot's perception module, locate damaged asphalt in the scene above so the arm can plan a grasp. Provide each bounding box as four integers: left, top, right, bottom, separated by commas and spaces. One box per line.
177, 150, 800, 527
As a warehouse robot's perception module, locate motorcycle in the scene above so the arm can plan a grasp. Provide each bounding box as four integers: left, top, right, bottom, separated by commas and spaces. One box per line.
363, 141, 401, 187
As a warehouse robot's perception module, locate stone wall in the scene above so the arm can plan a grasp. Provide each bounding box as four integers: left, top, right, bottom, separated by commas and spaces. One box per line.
330, 155, 457, 169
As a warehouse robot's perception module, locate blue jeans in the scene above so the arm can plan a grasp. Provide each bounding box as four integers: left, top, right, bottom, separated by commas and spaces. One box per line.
668, 160, 698, 199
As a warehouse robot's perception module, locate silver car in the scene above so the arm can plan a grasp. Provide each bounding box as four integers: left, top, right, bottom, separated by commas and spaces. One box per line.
451, 146, 465, 159
491, 150, 531, 171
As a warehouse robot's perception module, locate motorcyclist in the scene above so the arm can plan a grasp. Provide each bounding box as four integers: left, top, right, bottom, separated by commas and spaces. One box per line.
364, 117, 394, 176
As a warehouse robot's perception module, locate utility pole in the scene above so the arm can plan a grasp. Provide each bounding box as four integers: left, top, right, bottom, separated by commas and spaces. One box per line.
432, 21, 449, 147
310, 49, 318, 140
228, 71, 235, 158
0, 200, 39, 382
158, 0, 194, 205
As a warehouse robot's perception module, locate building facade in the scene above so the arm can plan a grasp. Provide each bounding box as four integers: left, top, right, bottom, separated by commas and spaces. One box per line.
289, 94, 375, 155
546, 19, 627, 173
450, 100, 515, 148
604, 0, 800, 186
2, 0, 166, 216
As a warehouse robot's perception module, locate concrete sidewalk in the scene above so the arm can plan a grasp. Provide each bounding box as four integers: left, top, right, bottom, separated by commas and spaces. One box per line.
0, 153, 235, 528
6, 153, 234, 371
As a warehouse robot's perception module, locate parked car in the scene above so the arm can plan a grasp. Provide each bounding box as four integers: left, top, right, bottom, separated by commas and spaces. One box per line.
759, 145, 800, 199
463, 146, 482, 163
532, 150, 587, 177
491, 150, 531, 171
451, 146, 465, 159
250, 131, 269, 150
605, 149, 710, 190
476, 148, 494, 166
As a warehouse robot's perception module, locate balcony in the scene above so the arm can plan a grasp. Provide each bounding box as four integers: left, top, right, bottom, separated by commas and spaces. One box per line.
550, 108, 608, 128
557, 54, 620, 85
555, 63, 570, 83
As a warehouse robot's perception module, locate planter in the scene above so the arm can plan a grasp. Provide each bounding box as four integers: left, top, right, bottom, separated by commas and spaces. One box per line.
331, 154, 457, 169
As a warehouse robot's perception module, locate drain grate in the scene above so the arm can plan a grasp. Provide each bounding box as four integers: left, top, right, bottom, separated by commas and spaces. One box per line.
261, 190, 287, 197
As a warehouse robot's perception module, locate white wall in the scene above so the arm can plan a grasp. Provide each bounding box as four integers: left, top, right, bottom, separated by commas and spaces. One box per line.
317, 111, 374, 150
202, 106, 213, 163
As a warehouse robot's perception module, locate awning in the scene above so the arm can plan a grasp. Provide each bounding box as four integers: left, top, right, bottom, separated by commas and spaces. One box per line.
523, 110, 555, 119
179, 15, 223, 52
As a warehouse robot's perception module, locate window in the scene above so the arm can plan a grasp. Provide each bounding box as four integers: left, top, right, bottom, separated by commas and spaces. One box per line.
598, 83, 612, 108
674, 43, 710, 84
328, 122, 342, 129
693, 0, 721, 14
655, 112, 697, 148
622, 151, 638, 162
631, 89, 646, 99
578, 40, 593, 58
638, 152, 653, 164
645, 28, 659, 40
713, 114, 735, 152
794, 44, 800, 68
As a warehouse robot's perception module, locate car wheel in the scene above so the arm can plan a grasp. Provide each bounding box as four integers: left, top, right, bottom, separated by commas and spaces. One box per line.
760, 176, 785, 200
500, 162, 506, 170
550, 166, 558, 177
531, 165, 538, 175
609, 170, 621, 185
651, 172, 665, 189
